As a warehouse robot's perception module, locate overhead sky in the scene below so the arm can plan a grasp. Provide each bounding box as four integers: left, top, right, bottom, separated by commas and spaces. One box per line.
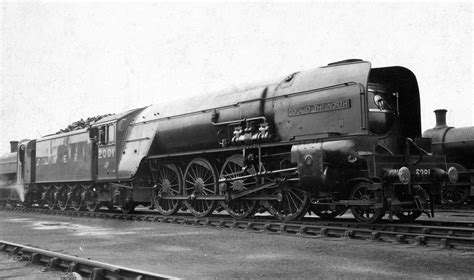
0, 1, 472, 154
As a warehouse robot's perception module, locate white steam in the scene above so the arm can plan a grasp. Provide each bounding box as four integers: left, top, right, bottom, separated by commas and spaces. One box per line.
0, 179, 25, 202
12, 183, 25, 202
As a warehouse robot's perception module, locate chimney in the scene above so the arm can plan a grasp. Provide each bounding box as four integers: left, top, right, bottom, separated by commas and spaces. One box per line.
10, 141, 19, 153
434, 109, 448, 129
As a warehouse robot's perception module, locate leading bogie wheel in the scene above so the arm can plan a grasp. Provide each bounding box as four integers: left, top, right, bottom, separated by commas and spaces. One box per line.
183, 158, 218, 217
349, 182, 385, 223
219, 154, 257, 219
153, 163, 183, 216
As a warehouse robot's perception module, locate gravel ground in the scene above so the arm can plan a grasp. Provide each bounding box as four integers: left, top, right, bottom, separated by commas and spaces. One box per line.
0, 253, 65, 280
0, 210, 473, 279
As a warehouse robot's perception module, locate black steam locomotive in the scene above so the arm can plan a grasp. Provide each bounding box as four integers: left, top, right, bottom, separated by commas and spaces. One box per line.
0, 59, 457, 223
423, 109, 474, 205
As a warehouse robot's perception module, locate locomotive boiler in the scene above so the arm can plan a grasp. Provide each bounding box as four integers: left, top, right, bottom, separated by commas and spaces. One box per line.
423, 109, 474, 205
2, 59, 457, 223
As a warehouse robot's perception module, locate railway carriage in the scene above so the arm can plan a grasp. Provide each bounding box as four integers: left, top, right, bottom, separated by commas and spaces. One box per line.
1, 59, 457, 223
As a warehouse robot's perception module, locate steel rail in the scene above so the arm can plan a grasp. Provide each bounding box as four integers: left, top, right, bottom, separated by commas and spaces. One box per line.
6, 205, 474, 232
2, 205, 474, 250
0, 240, 179, 280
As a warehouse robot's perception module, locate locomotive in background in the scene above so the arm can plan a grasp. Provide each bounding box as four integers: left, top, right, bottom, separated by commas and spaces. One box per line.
0, 59, 458, 223
423, 109, 474, 205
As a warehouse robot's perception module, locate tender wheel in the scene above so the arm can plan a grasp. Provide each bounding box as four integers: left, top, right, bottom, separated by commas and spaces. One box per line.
56, 187, 69, 211
441, 185, 470, 205
310, 205, 347, 219
153, 164, 183, 216
183, 158, 218, 217
44, 188, 57, 210
349, 182, 385, 223
395, 210, 422, 222
84, 190, 99, 212
219, 154, 257, 219
266, 181, 310, 222
70, 186, 85, 211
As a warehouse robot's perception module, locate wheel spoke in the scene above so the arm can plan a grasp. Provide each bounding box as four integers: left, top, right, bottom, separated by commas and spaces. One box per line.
202, 187, 215, 194
182, 158, 216, 217
350, 183, 384, 223
170, 188, 180, 194
152, 164, 183, 215
287, 192, 299, 211
185, 179, 195, 186
197, 165, 205, 180
288, 189, 304, 204
267, 183, 309, 221
219, 154, 257, 219
201, 172, 213, 184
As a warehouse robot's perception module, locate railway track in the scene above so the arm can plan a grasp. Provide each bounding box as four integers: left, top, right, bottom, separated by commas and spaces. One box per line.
0, 240, 178, 280
436, 203, 474, 210
2, 205, 474, 251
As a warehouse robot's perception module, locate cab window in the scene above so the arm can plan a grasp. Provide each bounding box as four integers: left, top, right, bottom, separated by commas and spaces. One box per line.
99, 127, 107, 145
108, 124, 115, 143
98, 124, 115, 145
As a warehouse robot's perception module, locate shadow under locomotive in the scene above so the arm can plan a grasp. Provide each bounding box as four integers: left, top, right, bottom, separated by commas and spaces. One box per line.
0, 59, 457, 223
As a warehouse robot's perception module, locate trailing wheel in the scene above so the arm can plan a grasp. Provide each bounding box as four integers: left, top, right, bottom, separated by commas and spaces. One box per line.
219, 154, 257, 219
56, 187, 69, 211
349, 182, 385, 223
183, 158, 218, 217
153, 164, 183, 216
395, 209, 422, 222
265, 181, 310, 222
70, 186, 85, 211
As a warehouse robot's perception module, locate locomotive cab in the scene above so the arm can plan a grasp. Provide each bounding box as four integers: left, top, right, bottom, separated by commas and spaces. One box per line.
367, 66, 422, 152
